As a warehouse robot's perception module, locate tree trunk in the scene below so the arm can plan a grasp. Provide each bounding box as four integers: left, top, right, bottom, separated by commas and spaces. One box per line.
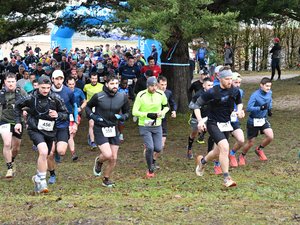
161, 38, 190, 113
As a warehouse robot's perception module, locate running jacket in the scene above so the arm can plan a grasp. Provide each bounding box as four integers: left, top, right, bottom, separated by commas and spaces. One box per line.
132, 89, 169, 126
190, 85, 242, 123
85, 85, 130, 127
247, 89, 272, 123
14, 89, 68, 135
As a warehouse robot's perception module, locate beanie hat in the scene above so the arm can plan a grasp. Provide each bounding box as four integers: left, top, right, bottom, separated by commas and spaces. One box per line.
147, 76, 157, 87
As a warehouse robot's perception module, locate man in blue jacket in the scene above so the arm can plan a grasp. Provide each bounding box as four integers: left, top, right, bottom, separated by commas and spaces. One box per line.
239, 77, 273, 165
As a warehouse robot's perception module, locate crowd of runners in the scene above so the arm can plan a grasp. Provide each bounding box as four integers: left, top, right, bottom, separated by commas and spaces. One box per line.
0, 41, 275, 193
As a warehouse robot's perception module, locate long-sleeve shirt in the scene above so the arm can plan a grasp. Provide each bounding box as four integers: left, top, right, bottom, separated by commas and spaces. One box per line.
246, 89, 272, 124
132, 89, 169, 126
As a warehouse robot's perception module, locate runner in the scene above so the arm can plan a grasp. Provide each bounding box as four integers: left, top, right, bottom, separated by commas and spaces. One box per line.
190, 66, 244, 187
238, 77, 273, 165
83, 72, 103, 149
0, 73, 27, 178
14, 75, 68, 193
66, 76, 87, 161
132, 77, 169, 178
229, 72, 245, 167
86, 74, 130, 187
187, 77, 213, 159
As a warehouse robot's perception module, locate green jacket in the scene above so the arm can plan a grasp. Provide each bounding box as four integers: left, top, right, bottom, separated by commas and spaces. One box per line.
132, 89, 169, 126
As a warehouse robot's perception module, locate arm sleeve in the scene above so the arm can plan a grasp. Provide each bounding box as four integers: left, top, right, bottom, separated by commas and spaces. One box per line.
121, 95, 130, 120
132, 94, 148, 117
168, 92, 177, 111
85, 94, 98, 116
56, 97, 69, 121
14, 95, 31, 124
246, 93, 260, 112
161, 94, 169, 116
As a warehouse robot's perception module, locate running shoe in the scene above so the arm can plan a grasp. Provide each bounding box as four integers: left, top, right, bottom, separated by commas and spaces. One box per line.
238, 154, 246, 166
54, 152, 61, 163
32, 145, 38, 151
12, 162, 16, 175
224, 177, 237, 188
187, 150, 193, 160
214, 164, 222, 175
146, 171, 155, 178
93, 156, 103, 177
90, 142, 97, 150
102, 179, 115, 187
197, 133, 205, 144
48, 175, 56, 184
5, 169, 13, 178
71, 152, 79, 161
229, 154, 238, 168
195, 155, 205, 176
119, 133, 124, 142
32, 175, 49, 193
255, 147, 268, 161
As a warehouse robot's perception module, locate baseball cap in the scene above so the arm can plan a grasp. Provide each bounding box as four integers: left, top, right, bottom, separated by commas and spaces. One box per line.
52, 70, 64, 79
214, 65, 224, 74
274, 37, 280, 43
232, 72, 242, 81
38, 75, 51, 84
147, 76, 157, 87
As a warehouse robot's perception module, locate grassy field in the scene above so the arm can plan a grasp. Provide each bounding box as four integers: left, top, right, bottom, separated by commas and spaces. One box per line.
0, 76, 300, 224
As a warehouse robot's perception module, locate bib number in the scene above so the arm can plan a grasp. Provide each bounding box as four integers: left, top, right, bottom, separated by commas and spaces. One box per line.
230, 111, 238, 122
253, 118, 265, 127
217, 121, 233, 132
38, 119, 55, 131
102, 126, 116, 137
144, 120, 154, 126
128, 79, 133, 85
0, 123, 11, 134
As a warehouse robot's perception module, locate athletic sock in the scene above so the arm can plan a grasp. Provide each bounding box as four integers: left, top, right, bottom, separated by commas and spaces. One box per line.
7, 162, 13, 169
12, 157, 15, 163
152, 159, 156, 164
230, 149, 236, 156
242, 152, 246, 156
258, 145, 264, 149
214, 161, 220, 166
37, 171, 46, 180
49, 170, 56, 177
187, 136, 194, 150
104, 177, 109, 182
223, 173, 229, 179
201, 157, 207, 165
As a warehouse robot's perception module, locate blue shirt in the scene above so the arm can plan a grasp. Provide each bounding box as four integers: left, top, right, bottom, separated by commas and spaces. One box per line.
73, 87, 86, 107
247, 89, 272, 124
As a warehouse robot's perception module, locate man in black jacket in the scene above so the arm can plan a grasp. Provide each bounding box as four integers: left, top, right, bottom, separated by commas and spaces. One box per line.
86, 75, 130, 187
270, 37, 281, 81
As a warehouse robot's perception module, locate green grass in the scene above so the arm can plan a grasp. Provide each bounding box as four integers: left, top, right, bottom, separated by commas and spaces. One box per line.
0, 77, 300, 224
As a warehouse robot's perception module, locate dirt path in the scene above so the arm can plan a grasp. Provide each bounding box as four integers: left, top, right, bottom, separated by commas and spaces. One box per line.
242, 74, 299, 83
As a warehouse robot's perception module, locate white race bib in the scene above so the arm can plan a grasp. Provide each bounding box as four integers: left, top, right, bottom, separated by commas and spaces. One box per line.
128, 79, 133, 85
230, 111, 238, 122
253, 118, 265, 127
217, 121, 233, 132
102, 126, 116, 137
99, 76, 104, 82
0, 123, 11, 134
144, 119, 154, 126
38, 119, 55, 131
69, 114, 74, 122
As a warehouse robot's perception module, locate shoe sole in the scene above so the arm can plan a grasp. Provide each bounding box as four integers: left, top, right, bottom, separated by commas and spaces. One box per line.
102, 183, 115, 188
224, 182, 237, 188
93, 157, 102, 177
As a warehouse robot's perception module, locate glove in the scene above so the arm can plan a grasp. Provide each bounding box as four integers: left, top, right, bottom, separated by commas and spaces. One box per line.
260, 103, 268, 110
115, 114, 126, 122
268, 109, 272, 117
147, 113, 158, 120
90, 113, 103, 122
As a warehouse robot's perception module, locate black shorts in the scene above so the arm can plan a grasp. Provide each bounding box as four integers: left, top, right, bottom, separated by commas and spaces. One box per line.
247, 120, 271, 140
207, 121, 230, 145
162, 118, 167, 137
27, 130, 55, 155
94, 125, 120, 146
56, 127, 70, 143
231, 122, 241, 131
0, 122, 23, 139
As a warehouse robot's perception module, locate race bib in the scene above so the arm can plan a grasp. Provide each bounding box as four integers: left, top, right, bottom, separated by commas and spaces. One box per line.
102, 126, 116, 137
217, 121, 233, 132
38, 119, 55, 131
99, 76, 104, 82
253, 118, 265, 127
230, 111, 238, 122
69, 114, 74, 122
0, 123, 11, 134
144, 120, 154, 126
128, 79, 133, 85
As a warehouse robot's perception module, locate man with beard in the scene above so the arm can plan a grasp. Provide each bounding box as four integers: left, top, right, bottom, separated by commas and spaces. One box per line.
87, 75, 129, 187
